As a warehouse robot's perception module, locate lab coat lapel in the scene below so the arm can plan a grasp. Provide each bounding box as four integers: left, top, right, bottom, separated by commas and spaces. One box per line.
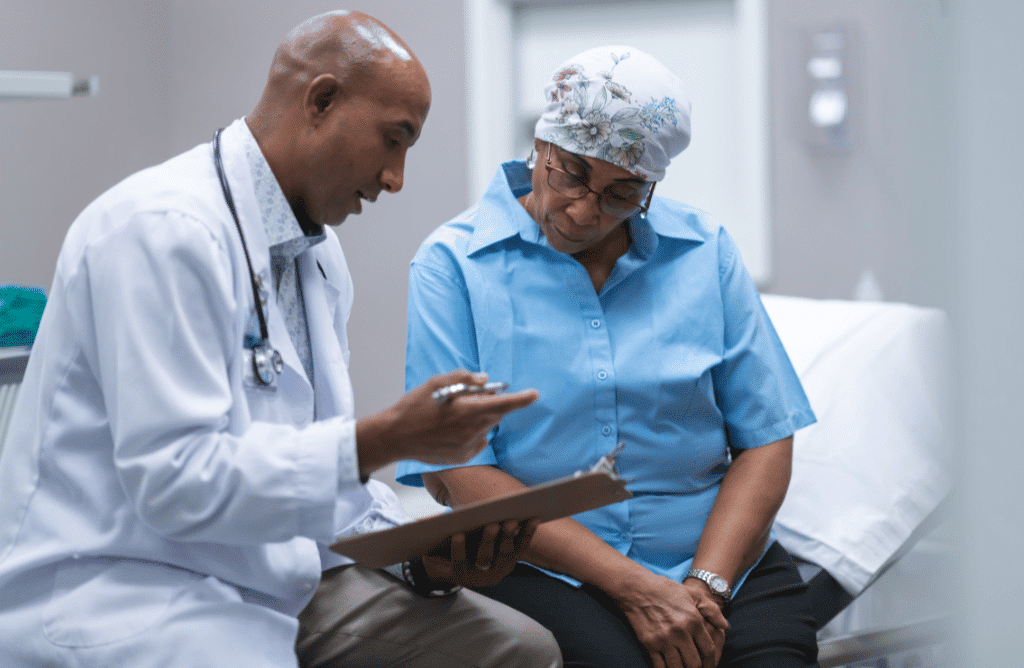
299, 250, 353, 420
219, 120, 312, 400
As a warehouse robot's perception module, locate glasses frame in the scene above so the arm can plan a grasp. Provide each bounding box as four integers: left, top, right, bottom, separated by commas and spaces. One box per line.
543, 143, 656, 219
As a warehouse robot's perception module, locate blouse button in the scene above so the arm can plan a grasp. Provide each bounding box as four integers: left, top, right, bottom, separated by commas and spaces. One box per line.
597, 370, 608, 380
591, 319, 601, 328
601, 425, 612, 436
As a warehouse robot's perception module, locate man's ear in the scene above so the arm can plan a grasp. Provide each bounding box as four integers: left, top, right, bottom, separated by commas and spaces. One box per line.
306, 73, 343, 119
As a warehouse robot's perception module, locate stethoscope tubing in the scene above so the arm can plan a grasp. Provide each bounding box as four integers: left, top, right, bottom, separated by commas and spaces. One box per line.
213, 128, 281, 386
214, 128, 269, 343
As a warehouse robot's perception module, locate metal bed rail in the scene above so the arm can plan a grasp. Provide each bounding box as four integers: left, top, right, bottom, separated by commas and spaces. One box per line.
818, 616, 955, 667
1, 348, 31, 455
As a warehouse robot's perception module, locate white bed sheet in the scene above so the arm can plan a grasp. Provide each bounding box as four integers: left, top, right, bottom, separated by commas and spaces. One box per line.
763, 294, 952, 595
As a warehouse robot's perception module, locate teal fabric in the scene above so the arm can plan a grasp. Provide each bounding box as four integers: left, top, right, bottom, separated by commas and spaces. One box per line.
0, 286, 46, 347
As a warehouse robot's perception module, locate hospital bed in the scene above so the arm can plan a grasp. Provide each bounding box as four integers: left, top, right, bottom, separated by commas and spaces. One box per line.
0, 295, 954, 666
764, 294, 954, 666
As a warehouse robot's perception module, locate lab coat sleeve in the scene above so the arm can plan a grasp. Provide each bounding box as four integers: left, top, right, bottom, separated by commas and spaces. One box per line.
80, 211, 341, 545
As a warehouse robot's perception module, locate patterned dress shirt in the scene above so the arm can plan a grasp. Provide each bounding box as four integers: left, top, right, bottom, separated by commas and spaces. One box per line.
239, 124, 326, 388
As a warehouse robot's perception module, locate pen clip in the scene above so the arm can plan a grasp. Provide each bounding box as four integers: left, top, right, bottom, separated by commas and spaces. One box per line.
432, 383, 468, 402
586, 442, 626, 479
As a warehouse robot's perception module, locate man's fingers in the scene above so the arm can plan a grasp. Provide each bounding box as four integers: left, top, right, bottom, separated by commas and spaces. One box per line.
431, 369, 487, 388
501, 518, 521, 537
514, 518, 541, 550
474, 523, 500, 570
420, 555, 454, 585
449, 531, 467, 563
455, 389, 539, 414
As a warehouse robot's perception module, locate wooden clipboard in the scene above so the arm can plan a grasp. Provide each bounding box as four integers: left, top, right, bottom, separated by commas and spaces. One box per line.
330, 469, 632, 568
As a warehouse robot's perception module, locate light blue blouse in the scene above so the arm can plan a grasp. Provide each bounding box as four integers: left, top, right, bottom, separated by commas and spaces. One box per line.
397, 161, 815, 589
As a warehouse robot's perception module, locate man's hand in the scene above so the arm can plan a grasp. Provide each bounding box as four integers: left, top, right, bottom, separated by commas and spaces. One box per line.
613, 571, 729, 668
355, 370, 539, 475
421, 518, 539, 588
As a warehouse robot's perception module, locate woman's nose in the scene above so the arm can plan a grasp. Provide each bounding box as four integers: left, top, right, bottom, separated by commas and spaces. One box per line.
565, 190, 603, 224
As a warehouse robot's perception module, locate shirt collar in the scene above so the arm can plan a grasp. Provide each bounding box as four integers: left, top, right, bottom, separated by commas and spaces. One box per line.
239, 121, 326, 263
467, 160, 704, 257
466, 162, 537, 255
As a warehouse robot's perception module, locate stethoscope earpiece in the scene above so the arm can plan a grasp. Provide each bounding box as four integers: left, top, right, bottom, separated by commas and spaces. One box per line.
214, 128, 281, 388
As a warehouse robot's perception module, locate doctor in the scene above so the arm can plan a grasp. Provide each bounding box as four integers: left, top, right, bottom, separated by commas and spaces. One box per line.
0, 10, 559, 668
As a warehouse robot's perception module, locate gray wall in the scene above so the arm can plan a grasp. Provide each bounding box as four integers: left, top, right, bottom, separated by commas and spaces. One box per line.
767, 0, 954, 307
1, 0, 468, 423
1, 0, 174, 289
949, 0, 1024, 663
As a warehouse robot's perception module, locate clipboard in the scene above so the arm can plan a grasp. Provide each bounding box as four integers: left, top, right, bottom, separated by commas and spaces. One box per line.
330, 445, 633, 568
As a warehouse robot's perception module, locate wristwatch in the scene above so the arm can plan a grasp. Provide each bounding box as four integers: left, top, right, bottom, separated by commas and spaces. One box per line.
402, 557, 463, 598
685, 568, 732, 599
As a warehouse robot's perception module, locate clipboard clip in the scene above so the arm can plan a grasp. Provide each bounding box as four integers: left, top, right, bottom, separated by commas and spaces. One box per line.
580, 442, 627, 480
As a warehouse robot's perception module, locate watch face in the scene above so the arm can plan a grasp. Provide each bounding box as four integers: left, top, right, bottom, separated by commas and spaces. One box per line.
709, 575, 728, 593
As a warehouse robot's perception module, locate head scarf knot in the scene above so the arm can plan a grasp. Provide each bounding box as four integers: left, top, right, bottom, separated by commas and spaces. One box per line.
534, 46, 691, 182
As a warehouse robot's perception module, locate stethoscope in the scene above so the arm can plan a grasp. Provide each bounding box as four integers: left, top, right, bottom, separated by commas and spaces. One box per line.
213, 128, 283, 387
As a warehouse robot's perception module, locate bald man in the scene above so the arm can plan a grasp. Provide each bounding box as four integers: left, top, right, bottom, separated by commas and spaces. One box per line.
0, 11, 560, 668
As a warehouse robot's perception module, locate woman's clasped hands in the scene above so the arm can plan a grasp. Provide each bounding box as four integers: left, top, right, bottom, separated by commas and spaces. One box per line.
614, 571, 730, 668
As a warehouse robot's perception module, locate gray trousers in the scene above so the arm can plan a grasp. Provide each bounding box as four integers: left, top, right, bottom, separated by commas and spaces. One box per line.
296, 564, 562, 668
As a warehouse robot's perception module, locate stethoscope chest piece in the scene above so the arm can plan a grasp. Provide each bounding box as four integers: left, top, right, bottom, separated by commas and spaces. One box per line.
252, 341, 284, 386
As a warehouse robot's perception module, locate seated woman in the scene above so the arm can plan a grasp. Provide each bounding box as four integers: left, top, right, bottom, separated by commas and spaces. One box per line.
397, 46, 819, 668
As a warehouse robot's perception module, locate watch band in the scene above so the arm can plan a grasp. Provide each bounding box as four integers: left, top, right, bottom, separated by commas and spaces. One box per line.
402, 557, 463, 598
685, 568, 732, 599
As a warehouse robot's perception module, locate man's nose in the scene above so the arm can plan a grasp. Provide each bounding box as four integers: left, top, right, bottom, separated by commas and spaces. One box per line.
380, 152, 406, 194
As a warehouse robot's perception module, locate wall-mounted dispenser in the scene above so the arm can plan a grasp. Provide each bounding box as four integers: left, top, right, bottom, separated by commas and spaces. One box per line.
805, 27, 851, 155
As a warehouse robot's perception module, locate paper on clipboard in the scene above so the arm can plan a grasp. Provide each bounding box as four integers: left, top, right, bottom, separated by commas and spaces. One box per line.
330, 445, 633, 568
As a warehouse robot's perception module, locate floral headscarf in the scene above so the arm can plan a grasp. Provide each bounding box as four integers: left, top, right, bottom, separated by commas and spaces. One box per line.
534, 46, 691, 182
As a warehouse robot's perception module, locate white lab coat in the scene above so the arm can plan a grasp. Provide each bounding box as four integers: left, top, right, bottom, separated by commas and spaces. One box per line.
0, 120, 408, 664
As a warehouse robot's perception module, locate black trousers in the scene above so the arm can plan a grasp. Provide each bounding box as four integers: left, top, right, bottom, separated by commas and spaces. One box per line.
472, 541, 819, 668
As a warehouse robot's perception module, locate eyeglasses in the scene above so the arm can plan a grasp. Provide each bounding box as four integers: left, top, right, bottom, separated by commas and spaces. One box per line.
542, 144, 656, 219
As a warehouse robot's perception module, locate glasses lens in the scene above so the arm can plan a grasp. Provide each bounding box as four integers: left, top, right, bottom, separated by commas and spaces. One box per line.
547, 168, 588, 198
606, 183, 645, 201
600, 200, 639, 218
545, 151, 653, 218
600, 183, 652, 218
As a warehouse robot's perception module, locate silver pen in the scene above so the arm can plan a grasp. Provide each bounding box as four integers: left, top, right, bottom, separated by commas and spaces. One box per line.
432, 381, 510, 402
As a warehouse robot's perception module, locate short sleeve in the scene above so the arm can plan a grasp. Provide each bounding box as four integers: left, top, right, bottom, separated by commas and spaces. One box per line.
397, 249, 499, 488
711, 229, 816, 449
